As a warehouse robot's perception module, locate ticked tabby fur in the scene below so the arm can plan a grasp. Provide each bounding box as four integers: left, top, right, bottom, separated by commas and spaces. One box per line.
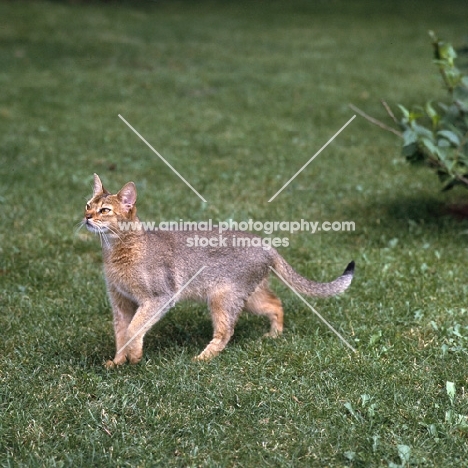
84, 174, 354, 366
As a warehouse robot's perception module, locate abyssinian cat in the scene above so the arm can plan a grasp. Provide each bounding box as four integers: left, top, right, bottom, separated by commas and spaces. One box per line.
84, 174, 354, 366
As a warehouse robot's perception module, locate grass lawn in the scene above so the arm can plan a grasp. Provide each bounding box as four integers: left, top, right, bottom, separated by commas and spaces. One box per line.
2, 0, 468, 466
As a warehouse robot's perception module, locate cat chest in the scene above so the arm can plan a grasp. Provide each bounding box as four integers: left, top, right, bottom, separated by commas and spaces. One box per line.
103, 253, 173, 300
104, 264, 142, 302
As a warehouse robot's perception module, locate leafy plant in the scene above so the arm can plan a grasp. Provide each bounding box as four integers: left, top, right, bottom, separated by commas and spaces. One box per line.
352, 31, 468, 191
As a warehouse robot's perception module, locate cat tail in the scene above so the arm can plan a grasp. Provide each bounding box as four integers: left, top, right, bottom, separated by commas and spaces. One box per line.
271, 255, 355, 298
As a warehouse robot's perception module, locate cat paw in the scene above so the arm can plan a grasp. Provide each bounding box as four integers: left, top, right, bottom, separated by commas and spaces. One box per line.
128, 353, 143, 365
193, 349, 218, 361
105, 355, 127, 368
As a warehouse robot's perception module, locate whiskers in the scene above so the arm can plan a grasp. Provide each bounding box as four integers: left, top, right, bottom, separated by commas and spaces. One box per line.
91, 221, 112, 249
74, 220, 86, 236
75, 218, 128, 249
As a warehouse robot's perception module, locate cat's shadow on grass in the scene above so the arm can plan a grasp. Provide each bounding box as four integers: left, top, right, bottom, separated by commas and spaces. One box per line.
378, 195, 458, 223
349, 194, 468, 242
142, 306, 270, 354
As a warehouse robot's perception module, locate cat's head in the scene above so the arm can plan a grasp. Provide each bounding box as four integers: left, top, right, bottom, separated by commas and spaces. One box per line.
84, 174, 137, 234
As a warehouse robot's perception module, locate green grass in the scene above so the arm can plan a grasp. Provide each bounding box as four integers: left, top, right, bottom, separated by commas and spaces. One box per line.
2, 0, 468, 466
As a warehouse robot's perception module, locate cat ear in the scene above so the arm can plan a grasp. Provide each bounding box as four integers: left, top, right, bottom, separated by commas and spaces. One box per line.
93, 173, 110, 197
117, 182, 137, 212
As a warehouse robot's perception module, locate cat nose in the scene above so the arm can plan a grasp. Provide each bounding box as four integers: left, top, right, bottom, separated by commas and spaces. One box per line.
85, 213, 92, 219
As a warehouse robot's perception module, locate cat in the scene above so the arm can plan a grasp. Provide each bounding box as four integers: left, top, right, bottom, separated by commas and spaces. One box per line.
84, 174, 354, 366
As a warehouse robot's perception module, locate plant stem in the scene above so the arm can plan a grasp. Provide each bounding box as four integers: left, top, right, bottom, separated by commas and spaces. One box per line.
348, 104, 402, 137
381, 100, 399, 125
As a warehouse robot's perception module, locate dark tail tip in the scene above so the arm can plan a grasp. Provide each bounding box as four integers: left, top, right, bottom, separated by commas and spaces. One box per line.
343, 260, 355, 276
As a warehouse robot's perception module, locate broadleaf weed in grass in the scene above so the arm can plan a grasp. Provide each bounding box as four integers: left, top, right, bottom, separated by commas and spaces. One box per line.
446, 381, 456, 406
397, 444, 412, 467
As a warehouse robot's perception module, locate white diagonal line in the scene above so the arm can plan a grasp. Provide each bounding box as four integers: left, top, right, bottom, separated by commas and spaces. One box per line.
116, 266, 207, 357
268, 115, 356, 202
269, 266, 357, 354
118, 114, 207, 203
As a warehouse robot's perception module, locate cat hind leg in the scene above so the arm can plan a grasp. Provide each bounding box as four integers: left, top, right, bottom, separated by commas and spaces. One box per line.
245, 281, 284, 337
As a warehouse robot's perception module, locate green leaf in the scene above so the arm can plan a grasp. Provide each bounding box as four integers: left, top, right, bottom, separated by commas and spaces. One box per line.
413, 123, 433, 139
344, 402, 362, 421
438, 130, 460, 146
398, 104, 410, 121
369, 331, 382, 346
402, 142, 419, 158
427, 424, 438, 437
421, 138, 437, 155
439, 42, 457, 62
361, 394, 371, 406
445, 409, 468, 430
455, 414, 468, 430
402, 129, 417, 146
437, 138, 451, 147
344, 402, 356, 416
425, 101, 438, 119
397, 444, 411, 466
445, 67, 462, 88
447, 381, 456, 405
446, 409, 454, 423
372, 435, 380, 453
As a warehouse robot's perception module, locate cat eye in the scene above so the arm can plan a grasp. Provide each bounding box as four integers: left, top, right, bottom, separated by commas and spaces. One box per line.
99, 207, 111, 214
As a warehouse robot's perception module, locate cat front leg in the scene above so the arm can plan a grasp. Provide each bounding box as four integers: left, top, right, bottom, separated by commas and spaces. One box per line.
106, 286, 137, 367
124, 296, 173, 364
194, 289, 243, 361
